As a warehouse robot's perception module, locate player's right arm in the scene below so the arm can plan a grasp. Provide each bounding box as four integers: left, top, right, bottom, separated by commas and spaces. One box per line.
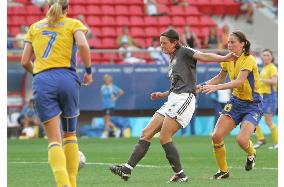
74, 30, 93, 85
21, 42, 33, 74
150, 91, 170, 100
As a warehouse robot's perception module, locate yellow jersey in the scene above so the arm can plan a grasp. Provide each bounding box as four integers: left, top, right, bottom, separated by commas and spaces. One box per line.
220, 53, 262, 102
259, 63, 278, 94
25, 16, 87, 74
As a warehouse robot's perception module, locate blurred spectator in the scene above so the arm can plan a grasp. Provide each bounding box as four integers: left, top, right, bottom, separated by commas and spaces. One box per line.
118, 42, 146, 64
7, 28, 14, 49
116, 26, 142, 48
147, 37, 169, 65
205, 27, 220, 49
8, 0, 23, 6
101, 74, 124, 138
144, 0, 167, 16
31, 0, 47, 12
182, 25, 201, 48
76, 14, 95, 40
15, 25, 28, 49
171, 0, 189, 6
239, 0, 254, 24
220, 24, 230, 49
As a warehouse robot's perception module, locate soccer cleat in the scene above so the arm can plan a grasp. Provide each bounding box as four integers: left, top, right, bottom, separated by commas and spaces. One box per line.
169, 172, 189, 183
109, 165, 131, 181
245, 154, 256, 171
268, 144, 278, 149
253, 140, 266, 149
212, 170, 230, 179
113, 128, 121, 138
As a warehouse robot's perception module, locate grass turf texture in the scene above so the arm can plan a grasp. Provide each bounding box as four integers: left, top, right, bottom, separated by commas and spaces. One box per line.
8, 136, 277, 187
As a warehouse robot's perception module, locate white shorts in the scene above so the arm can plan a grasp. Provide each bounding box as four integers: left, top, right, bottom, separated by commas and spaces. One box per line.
156, 92, 196, 128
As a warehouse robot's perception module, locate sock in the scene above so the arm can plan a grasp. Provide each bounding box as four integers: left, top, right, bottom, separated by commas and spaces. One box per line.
244, 140, 256, 156
162, 142, 182, 173
269, 123, 278, 144
213, 141, 228, 172
48, 142, 70, 187
126, 139, 151, 168
255, 125, 265, 141
63, 136, 79, 187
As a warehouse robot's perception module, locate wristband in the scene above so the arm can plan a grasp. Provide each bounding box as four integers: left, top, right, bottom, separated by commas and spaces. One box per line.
200, 82, 207, 86
85, 67, 92, 74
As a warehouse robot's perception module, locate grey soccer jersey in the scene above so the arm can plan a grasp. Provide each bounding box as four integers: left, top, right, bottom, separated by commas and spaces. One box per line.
168, 46, 197, 95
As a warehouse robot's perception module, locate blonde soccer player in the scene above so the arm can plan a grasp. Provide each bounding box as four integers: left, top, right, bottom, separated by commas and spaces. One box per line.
21, 0, 93, 186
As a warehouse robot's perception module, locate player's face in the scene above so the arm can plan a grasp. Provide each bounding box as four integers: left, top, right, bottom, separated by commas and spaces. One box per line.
261, 51, 273, 65
104, 76, 112, 85
227, 35, 244, 54
160, 36, 175, 54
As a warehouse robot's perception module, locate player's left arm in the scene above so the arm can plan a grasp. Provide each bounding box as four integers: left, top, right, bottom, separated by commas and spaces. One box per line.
193, 50, 238, 62
260, 75, 277, 85
201, 70, 249, 94
21, 42, 34, 74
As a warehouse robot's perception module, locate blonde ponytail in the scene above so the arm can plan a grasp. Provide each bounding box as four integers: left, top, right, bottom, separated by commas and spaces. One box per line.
46, 0, 69, 27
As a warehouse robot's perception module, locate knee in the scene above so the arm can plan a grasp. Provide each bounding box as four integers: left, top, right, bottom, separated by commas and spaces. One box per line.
159, 134, 171, 145
211, 132, 223, 143
236, 135, 247, 148
140, 129, 153, 142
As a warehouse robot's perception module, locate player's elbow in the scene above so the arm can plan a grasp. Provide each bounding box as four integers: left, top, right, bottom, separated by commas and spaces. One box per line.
234, 80, 244, 88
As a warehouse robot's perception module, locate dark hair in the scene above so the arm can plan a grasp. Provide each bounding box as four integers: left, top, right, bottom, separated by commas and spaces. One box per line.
160, 28, 181, 49
231, 31, 251, 56
262, 48, 275, 62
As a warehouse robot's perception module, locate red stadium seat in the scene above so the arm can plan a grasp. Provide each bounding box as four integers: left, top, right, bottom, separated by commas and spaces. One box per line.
9, 16, 26, 26
195, 0, 212, 15
102, 38, 116, 49
101, 16, 116, 26
130, 27, 145, 37
186, 16, 200, 27
144, 17, 158, 26
70, 5, 86, 16
86, 5, 101, 15
145, 27, 159, 37
170, 6, 185, 16
90, 27, 102, 37
129, 5, 144, 16
10, 6, 26, 16
115, 0, 129, 5
101, 5, 115, 16
115, 5, 129, 16
86, 16, 101, 26
89, 38, 102, 49
184, 6, 201, 16
116, 16, 129, 26
101, 27, 117, 37
26, 16, 41, 25
171, 16, 186, 26
224, 0, 241, 15
157, 16, 171, 26
10, 27, 20, 36
26, 5, 42, 15
129, 16, 144, 26
91, 52, 102, 63
200, 16, 216, 27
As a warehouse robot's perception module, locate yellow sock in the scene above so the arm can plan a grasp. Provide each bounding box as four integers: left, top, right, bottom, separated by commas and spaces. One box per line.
213, 141, 228, 172
244, 140, 256, 156
63, 136, 79, 187
48, 142, 70, 187
255, 125, 265, 141
269, 124, 278, 144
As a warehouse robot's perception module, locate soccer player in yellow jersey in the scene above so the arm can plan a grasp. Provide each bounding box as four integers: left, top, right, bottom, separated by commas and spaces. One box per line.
254, 49, 278, 149
200, 31, 262, 179
21, 0, 93, 187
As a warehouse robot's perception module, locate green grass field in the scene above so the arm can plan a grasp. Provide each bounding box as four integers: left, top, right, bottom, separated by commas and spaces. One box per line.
8, 136, 277, 187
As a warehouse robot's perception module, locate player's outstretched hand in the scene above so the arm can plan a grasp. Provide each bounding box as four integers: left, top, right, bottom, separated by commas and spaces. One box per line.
223, 52, 239, 61
201, 85, 219, 94
151, 92, 165, 100
82, 73, 93, 86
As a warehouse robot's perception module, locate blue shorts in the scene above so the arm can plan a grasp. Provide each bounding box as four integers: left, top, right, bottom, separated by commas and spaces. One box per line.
262, 94, 277, 114
32, 68, 81, 123
103, 108, 115, 116
222, 96, 263, 126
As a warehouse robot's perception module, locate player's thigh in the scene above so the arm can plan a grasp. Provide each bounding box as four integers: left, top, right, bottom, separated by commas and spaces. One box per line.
141, 113, 164, 139
264, 114, 273, 125
212, 114, 236, 140
159, 115, 181, 141
44, 115, 62, 144
237, 120, 255, 143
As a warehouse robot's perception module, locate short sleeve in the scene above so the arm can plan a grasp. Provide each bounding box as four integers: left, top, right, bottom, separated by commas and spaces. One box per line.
270, 66, 278, 77
24, 25, 33, 43
72, 20, 88, 34
185, 47, 197, 58
220, 62, 227, 72
113, 85, 122, 94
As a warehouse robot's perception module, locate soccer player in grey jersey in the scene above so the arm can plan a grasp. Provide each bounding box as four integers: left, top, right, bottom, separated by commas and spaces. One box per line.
110, 28, 237, 183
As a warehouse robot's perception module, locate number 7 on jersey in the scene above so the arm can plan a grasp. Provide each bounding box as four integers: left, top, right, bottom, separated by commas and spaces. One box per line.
42, 30, 57, 59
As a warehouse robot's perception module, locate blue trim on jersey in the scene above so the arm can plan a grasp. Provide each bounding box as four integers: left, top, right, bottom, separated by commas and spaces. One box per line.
70, 37, 77, 70
247, 72, 262, 102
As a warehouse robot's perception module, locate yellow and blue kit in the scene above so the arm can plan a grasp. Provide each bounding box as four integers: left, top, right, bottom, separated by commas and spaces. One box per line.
220, 53, 263, 125
259, 63, 278, 114
25, 16, 87, 124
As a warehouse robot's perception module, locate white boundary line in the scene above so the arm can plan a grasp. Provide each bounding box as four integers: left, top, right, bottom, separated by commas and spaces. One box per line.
8, 161, 278, 170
